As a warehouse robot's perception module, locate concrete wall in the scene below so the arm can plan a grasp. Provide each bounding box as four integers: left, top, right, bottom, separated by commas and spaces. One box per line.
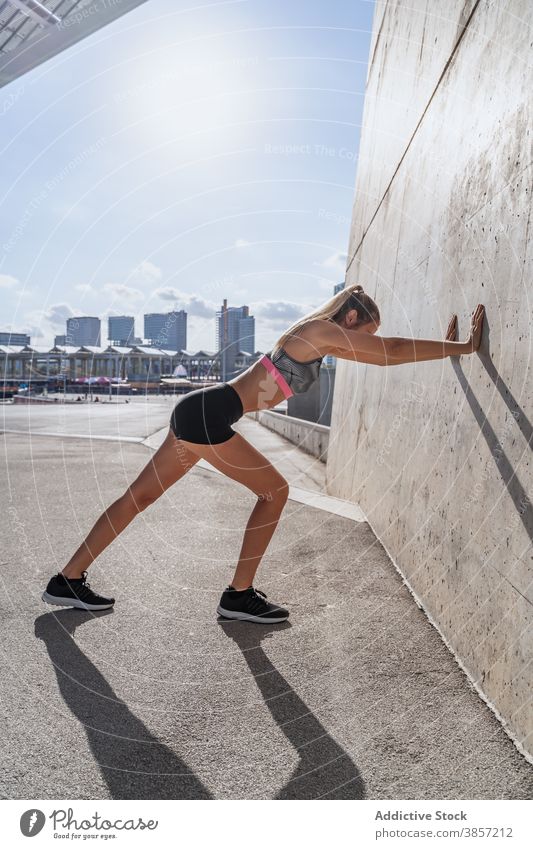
327, 0, 532, 759
288, 368, 336, 425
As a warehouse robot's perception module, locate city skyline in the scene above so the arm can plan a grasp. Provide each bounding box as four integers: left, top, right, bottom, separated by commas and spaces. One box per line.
6, 299, 261, 355
0, 0, 373, 353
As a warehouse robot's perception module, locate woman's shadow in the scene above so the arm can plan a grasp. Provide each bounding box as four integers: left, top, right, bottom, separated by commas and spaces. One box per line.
34, 610, 212, 799
218, 619, 365, 799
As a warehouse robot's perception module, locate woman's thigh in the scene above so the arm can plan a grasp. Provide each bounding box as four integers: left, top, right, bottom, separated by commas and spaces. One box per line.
179, 431, 289, 501
126, 428, 199, 507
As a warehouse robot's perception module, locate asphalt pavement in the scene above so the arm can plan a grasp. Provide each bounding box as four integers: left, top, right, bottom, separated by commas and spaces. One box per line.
1, 399, 531, 799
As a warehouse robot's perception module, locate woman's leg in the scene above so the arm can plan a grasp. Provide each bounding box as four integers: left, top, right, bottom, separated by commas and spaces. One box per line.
62, 429, 199, 578
180, 432, 289, 589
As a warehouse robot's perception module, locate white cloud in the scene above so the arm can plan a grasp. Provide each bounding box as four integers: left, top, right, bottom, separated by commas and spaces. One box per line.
42, 302, 75, 327
252, 299, 311, 330
234, 239, 251, 248
0, 322, 44, 338
26, 324, 45, 339
155, 287, 216, 318
21, 302, 74, 346
74, 283, 94, 294
156, 287, 180, 301
103, 283, 143, 301
316, 251, 348, 274
130, 261, 162, 283
0, 274, 19, 288
318, 279, 339, 292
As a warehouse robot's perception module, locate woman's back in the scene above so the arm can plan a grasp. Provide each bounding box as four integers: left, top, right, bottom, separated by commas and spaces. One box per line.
231, 322, 326, 410
274, 322, 324, 362
264, 345, 323, 397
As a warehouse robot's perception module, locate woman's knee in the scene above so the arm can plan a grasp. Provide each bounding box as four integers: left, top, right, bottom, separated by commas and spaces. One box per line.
256, 476, 289, 509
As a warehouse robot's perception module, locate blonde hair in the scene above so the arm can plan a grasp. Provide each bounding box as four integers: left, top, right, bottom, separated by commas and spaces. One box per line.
271, 283, 380, 357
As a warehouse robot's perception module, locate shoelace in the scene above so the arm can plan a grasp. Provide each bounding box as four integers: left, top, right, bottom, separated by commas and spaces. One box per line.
66, 570, 93, 599
66, 570, 90, 587
248, 588, 268, 611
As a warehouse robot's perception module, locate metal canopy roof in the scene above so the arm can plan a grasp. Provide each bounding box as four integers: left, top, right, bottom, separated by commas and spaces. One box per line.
1, 344, 257, 358
0, 0, 148, 89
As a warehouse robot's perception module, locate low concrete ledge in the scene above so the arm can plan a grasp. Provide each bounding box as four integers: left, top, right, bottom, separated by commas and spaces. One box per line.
12, 395, 66, 404
247, 410, 329, 461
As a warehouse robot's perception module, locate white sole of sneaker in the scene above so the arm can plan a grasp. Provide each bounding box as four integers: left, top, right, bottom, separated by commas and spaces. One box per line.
41, 591, 114, 611
216, 604, 288, 624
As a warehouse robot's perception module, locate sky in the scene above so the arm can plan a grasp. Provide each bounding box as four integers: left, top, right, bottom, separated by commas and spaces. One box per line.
0, 0, 376, 353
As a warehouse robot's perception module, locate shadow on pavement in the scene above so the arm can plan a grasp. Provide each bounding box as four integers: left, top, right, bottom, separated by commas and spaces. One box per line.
218, 618, 366, 799
35, 610, 212, 799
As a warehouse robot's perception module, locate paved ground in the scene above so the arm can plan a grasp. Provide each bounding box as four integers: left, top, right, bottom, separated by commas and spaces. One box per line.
2, 394, 174, 440
1, 401, 532, 799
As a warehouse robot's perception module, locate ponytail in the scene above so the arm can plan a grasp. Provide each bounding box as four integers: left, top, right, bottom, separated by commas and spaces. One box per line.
271, 283, 379, 357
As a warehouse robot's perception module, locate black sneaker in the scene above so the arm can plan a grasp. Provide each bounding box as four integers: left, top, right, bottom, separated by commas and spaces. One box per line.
216, 585, 289, 624
42, 571, 115, 611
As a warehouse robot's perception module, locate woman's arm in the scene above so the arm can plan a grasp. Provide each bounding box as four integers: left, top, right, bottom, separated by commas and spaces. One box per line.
373, 336, 470, 366
312, 305, 485, 366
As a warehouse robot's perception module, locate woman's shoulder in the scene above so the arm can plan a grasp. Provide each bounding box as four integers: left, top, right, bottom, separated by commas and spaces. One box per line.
302, 318, 354, 357
282, 319, 334, 358
298, 318, 335, 344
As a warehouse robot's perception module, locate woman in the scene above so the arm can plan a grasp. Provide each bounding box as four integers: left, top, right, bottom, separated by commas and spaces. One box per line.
42, 285, 485, 623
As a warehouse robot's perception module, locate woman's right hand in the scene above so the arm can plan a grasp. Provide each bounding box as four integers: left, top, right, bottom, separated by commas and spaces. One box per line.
467, 304, 485, 352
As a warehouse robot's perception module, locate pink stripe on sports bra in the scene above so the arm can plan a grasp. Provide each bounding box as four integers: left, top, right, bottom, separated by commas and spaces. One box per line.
259, 354, 294, 399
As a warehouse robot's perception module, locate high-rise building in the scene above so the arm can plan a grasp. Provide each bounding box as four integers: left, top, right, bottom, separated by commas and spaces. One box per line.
334, 281, 345, 295
216, 300, 256, 380
54, 335, 67, 347
144, 311, 187, 352
108, 315, 135, 346
237, 306, 255, 355
0, 331, 30, 346
66, 316, 101, 347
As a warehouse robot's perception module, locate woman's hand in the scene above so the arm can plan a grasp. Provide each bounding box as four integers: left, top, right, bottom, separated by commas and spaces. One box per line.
466, 304, 485, 352
445, 314, 458, 342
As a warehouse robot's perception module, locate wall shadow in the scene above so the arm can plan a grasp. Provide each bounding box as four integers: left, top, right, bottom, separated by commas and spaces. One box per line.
35, 610, 212, 799
480, 353, 533, 450
218, 619, 365, 799
451, 355, 532, 543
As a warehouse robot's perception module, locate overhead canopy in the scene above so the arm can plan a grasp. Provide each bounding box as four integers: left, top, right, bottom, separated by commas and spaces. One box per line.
0, 344, 262, 359
0, 0, 148, 89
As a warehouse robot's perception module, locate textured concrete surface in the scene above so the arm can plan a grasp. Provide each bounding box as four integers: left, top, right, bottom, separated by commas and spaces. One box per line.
1, 426, 532, 799
328, 0, 533, 758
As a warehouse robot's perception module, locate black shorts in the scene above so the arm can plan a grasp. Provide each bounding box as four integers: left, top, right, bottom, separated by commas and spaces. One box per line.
170, 382, 244, 445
